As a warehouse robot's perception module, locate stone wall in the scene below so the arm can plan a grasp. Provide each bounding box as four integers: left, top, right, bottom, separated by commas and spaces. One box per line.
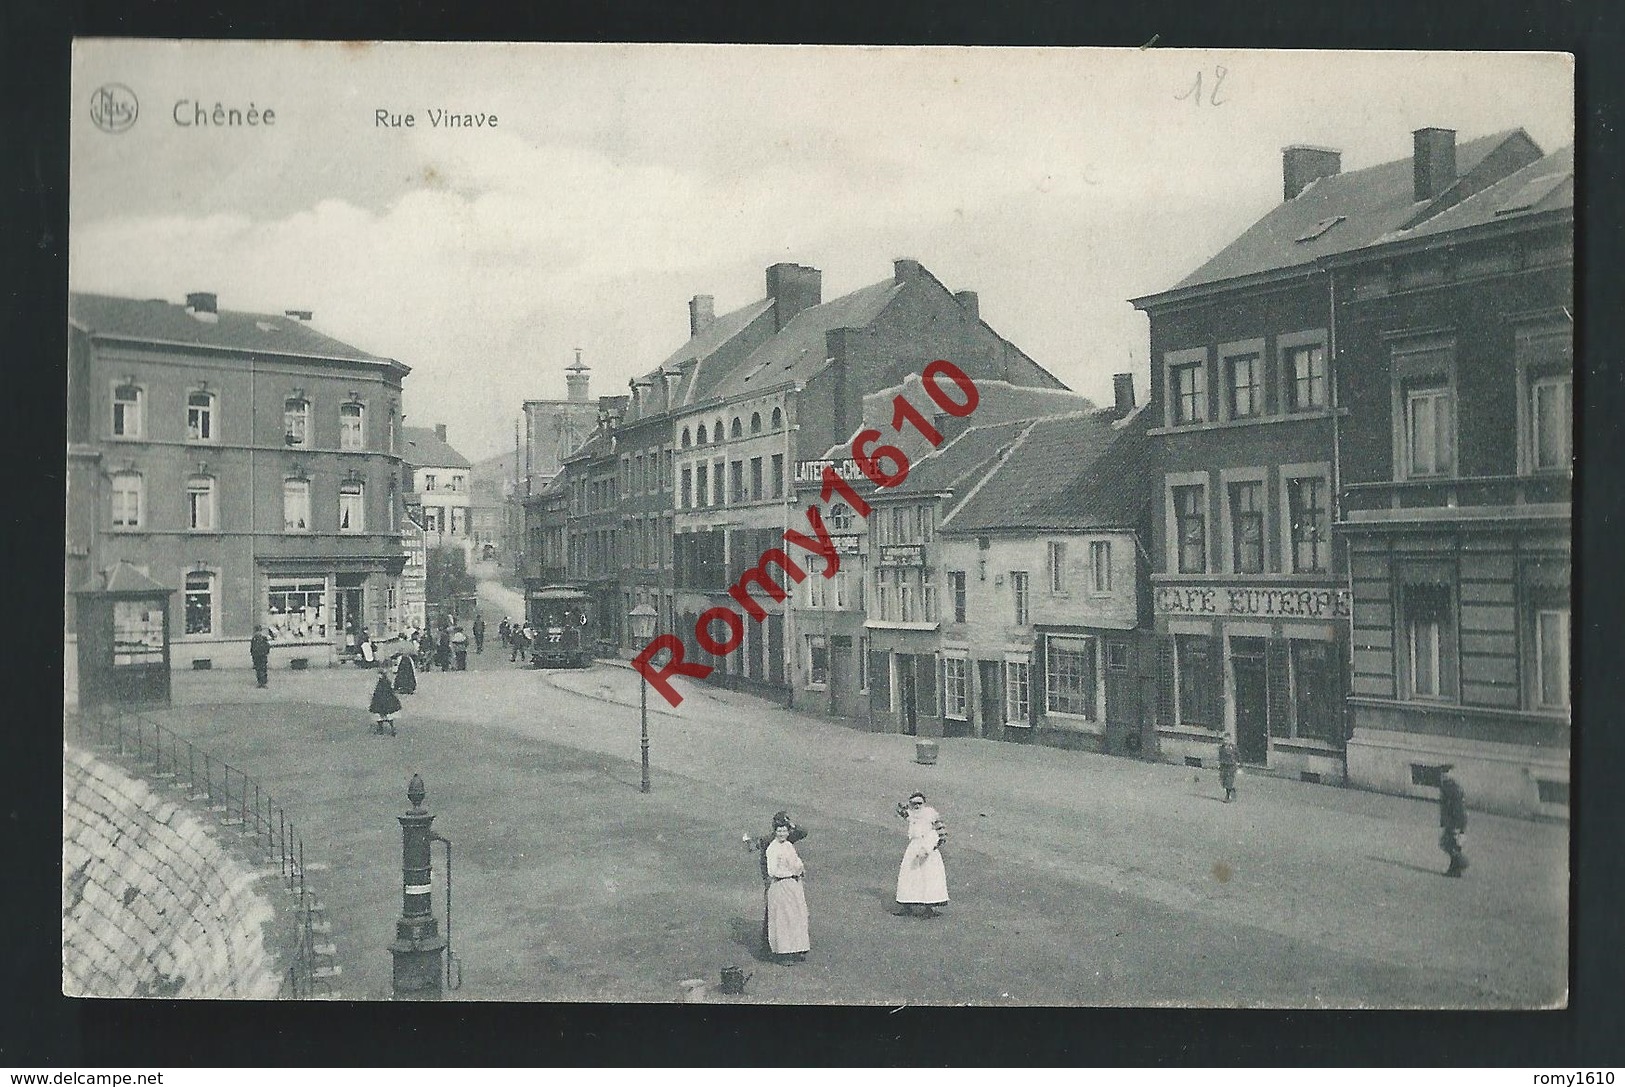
62, 745, 282, 998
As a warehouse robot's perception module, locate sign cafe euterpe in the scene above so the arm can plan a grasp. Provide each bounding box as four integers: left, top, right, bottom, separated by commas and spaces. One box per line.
1155, 583, 1351, 620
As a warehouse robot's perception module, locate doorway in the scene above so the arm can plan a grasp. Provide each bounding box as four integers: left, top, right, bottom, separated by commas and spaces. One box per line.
334, 579, 365, 651
1231, 637, 1269, 764
977, 659, 1001, 735
899, 661, 918, 736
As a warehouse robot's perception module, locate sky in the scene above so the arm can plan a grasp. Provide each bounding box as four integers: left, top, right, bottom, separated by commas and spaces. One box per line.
70, 42, 1573, 461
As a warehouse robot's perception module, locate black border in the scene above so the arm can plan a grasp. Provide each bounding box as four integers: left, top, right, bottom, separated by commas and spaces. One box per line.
8, 0, 1622, 1068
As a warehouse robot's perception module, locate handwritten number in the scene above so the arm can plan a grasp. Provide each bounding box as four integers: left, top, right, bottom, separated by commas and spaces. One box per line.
1177, 66, 1228, 107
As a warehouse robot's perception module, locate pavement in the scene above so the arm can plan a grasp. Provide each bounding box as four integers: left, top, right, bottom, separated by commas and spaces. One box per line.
84, 573, 1567, 1007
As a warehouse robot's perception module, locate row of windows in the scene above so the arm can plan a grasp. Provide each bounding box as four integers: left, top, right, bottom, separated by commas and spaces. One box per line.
1170, 473, 1331, 575
419, 472, 465, 493
110, 384, 390, 452
1166, 339, 1328, 427
179, 572, 402, 643
418, 506, 468, 536
1397, 582, 1569, 711
108, 471, 385, 534
679, 407, 784, 448
678, 455, 786, 509
620, 449, 674, 497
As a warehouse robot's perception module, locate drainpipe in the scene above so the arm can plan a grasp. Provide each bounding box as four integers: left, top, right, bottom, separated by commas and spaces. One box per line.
1329, 266, 1353, 787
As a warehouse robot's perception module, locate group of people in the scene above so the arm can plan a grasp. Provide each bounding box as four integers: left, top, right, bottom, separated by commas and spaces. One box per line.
497, 617, 539, 664
746, 792, 950, 965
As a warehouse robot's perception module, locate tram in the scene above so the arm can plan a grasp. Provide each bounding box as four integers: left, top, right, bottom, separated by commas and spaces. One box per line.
524, 585, 595, 669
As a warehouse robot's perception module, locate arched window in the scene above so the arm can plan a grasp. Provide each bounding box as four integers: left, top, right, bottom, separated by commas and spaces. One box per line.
771, 406, 783, 430
112, 383, 143, 438
697, 423, 708, 445
339, 480, 365, 533
750, 412, 762, 434
284, 397, 310, 447
184, 570, 215, 636
111, 471, 143, 529
340, 401, 365, 451
730, 417, 743, 439
186, 390, 216, 442
715, 418, 725, 442
186, 476, 216, 531
681, 427, 692, 448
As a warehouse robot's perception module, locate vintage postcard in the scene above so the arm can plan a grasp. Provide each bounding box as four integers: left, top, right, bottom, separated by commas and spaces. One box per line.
64, 41, 1573, 1007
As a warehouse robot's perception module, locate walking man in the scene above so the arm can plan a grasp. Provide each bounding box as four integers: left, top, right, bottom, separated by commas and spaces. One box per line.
1438, 765, 1468, 877
452, 625, 469, 670
250, 626, 271, 689
473, 614, 486, 654
498, 617, 511, 649
510, 623, 527, 663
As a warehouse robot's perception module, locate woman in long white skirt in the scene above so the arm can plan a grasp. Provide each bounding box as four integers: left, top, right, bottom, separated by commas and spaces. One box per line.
895, 791, 948, 918
764, 816, 810, 960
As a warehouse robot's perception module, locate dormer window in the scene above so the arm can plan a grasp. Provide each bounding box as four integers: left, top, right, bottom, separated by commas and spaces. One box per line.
284, 397, 310, 446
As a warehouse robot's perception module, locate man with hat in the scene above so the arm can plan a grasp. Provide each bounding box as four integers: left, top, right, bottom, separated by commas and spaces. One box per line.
1437, 765, 1468, 877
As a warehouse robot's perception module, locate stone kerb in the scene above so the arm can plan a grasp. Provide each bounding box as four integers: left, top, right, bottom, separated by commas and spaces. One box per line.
62, 744, 283, 999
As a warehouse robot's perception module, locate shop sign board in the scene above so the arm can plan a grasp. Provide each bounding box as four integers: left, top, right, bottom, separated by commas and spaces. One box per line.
794, 458, 865, 486
878, 543, 926, 568
1155, 582, 1350, 619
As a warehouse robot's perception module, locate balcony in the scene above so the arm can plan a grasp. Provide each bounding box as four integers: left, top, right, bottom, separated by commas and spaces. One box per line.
1341, 473, 1571, 525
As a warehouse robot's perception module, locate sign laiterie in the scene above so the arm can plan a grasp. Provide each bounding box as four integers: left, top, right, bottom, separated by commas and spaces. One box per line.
1156, 583, 1351, 619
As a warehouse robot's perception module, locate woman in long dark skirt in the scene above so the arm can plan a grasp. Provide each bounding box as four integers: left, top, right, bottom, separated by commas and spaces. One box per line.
370, 668, 402, 735
393, 651, 418, 694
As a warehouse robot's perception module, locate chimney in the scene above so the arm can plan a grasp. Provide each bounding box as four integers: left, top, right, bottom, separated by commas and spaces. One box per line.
629, 376, 653, 414
565, 348, 591, 403
1282, 146, 1342, 200
766, 263, 822, 332
1112, 373, 1136, 413
894, 258, 923, 283
954, 291, 979, 321
283, 309, 313, 321
185, 291, 219, 323
434, 423, 448, 443
689, 294, 715, 337
1413, 127, 1457, 202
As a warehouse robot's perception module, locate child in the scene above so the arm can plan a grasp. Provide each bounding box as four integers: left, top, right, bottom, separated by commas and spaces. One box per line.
370, 668, 402, 735
1218, 739, 1239, 803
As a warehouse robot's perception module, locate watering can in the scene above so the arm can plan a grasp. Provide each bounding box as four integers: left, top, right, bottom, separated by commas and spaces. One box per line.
719, 965, 753, 995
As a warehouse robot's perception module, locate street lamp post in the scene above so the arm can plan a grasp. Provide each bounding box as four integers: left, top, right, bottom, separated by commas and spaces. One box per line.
629, 603, 658, 794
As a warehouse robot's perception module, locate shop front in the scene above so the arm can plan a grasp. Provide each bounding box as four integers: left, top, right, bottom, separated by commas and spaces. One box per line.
1153, 579, 1350, 783
258, 556, 404, 669
866, 625, 942, 736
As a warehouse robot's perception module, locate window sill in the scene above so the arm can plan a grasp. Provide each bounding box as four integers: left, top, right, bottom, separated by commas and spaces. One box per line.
1003, 720, 1032, 729
1148, 407, 1346, 437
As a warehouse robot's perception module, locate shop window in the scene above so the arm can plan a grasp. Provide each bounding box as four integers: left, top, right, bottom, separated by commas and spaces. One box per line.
1046, 636, 1098, 719
183, 570, 215, 636
112, 599, 164, 664
339, 481, 365, 534
1286, 344, 1328, 410
1228, 481, 1265, 574
186, 476, 216, 531
266, 578, 328, 641
111, 471, 143, 529
1090, 541, 1112, 593
1288, 477, 1330, 573
1176, 634, 1220, 729
1011, 572, 1029, 626
283, 479, 311, 532
1402, 582, 1456, 701
1226, 354, 1262, 418
806, 635, 829, 688
340, 402, 364, 451
1048, 541, 1067, 594
1005, 658, 1031, 725
283, 397, 310, 447
1290, 639, 1342, 742
112, 383, 144, 438
943, 655, 968, 719
949, 571, 967, 623
1174, 484, 1207, 574
186, 390, 216, 442
1172, 361, 1207, 424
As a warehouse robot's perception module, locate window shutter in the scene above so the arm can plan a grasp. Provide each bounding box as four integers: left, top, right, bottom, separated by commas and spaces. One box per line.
1205, 634, 1225, 728
1267, 637, 1293, 738
1156, 635, 1175, 727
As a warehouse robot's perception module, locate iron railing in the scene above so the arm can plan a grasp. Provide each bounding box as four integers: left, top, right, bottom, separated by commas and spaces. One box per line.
68, 704, 337, 999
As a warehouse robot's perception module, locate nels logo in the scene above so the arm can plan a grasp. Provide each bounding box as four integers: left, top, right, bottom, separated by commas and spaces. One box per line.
89, 84, 139, 133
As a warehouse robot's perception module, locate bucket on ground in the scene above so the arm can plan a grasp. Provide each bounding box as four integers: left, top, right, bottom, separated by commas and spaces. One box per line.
915, 739, 939, 765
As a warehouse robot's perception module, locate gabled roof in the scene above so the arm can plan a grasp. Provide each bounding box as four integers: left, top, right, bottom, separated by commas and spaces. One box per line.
69, 292, 401, 368
875, 418, 1037, 500
1143, 129, 1539, 301
1395, 143, 1574, 241
401, 427, 472, 469
707, 279, 903, 400
942, 406, 1154, 533
655, 298, 775, 408
73, 559, 173, 595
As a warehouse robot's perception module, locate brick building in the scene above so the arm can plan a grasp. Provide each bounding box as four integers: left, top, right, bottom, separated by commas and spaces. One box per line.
1131, 127, 1548, 786
401, 424, 473, 558
1334, 144, 1573, 816
67, 291, 410, 672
